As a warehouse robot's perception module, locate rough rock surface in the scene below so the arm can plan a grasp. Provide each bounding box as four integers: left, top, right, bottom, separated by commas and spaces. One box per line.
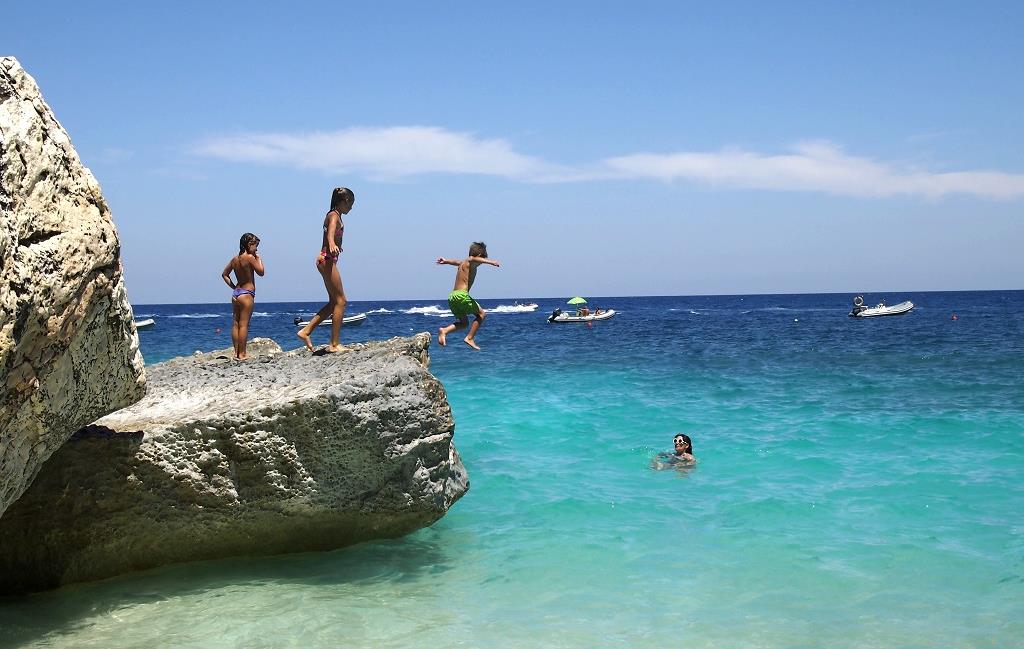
0, 334, 468, 594
0, 57, 146, 517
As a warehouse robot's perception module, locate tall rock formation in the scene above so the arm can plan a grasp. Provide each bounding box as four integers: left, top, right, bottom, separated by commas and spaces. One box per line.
0, 57, 146, 516
0, 336, 469, 594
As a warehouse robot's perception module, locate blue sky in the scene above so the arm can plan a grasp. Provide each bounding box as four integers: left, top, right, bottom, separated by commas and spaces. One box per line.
7, 1, 1023, 303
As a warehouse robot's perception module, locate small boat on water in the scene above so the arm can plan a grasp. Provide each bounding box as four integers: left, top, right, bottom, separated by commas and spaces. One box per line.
849, 295, 914, 317
133, 318, 155, 329
492, 302, 539, 313
547, 308, 616, 323
293, 312, 367, 327
549, 296, 615, 323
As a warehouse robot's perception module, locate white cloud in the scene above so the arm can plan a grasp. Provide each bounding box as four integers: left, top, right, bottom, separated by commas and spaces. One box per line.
599, 141, 1024, 199
194, 126, 559, 181
193, 128, 1024, 200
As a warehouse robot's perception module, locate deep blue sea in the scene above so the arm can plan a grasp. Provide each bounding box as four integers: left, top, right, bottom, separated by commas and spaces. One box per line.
3, 291, 1023, 648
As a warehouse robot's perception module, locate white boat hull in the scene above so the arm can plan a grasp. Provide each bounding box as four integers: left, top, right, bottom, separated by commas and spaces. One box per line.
492, 303, 539, 313
295, 313, 367, 327
133, 318, 155, 329
850, 301, 914, 317
549, 309, 616, 323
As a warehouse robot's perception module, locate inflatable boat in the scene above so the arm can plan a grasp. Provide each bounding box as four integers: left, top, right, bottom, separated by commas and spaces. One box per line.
133, 318, 155, 329
547, 309, 616, 323
849, 296, 914, 317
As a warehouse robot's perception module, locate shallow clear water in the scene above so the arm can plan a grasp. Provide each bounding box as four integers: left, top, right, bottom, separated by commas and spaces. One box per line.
2, 292, 1023, 648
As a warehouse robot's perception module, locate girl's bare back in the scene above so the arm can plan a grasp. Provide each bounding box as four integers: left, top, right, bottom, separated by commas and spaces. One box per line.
232, 254, 257, 289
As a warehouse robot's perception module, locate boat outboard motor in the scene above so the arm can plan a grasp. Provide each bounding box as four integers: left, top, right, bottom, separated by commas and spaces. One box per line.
548, 308, 562, 323
849, 295, 866, 316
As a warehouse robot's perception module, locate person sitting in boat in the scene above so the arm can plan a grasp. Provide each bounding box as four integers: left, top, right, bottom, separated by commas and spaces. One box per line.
578, 306, 590, 316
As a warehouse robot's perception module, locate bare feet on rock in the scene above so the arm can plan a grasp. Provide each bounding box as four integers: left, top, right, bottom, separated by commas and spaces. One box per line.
297, 330, 313, 351
324, 344, 348, 354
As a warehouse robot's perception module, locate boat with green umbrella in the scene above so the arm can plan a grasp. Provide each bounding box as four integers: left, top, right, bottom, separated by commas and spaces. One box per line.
547, 297, 616, 323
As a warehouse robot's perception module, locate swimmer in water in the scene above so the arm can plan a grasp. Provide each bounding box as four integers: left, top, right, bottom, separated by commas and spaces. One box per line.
652, 433, 696, 469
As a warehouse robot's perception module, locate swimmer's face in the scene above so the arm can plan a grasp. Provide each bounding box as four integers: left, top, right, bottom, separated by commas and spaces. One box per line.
673, 437, 690, 454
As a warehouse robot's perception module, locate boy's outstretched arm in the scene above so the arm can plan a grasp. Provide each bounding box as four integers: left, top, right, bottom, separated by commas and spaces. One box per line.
436, 257, 462, 266
469, 256, 500, 267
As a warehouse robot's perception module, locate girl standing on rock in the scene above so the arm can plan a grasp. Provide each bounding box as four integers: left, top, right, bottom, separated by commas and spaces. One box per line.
221, 232, 265, 360
297, 187, 354, 353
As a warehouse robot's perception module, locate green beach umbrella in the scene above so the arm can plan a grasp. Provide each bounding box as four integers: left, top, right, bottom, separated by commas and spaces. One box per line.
567, 297, 587, 305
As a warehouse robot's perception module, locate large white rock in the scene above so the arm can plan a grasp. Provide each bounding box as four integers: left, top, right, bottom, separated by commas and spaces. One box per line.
0, 335, 468, 593
0, 57, 146, 516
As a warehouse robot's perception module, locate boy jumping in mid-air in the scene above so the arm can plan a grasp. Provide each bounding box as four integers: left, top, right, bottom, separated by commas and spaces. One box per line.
436, 242, 500, 350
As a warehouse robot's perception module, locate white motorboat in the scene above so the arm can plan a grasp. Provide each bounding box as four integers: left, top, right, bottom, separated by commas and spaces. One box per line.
133, 318, 155, 329
849, 296, 914, 317
547, 308, 616, 323
293, 312, 367, 327
492, 302, 539, 313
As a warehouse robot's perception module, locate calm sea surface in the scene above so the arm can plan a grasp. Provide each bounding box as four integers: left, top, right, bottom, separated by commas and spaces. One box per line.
2, 292, 1023, 648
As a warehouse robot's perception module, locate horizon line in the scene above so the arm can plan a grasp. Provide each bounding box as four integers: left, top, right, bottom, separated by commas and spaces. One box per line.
130, 287, 1023, 307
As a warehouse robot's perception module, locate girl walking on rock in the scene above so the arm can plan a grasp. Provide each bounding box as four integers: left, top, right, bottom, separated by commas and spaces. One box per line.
297, 187, 355, 353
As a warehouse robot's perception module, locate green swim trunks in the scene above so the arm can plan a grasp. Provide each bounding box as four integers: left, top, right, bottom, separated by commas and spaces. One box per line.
448, 289, 480, 319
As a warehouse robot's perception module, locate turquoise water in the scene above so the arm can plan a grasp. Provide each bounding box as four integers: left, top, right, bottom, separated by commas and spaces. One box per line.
2, 292, 1023, 648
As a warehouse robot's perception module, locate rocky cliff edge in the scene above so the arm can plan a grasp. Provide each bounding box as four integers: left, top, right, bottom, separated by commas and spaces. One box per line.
0, 56, 146, 517
0, 335, 468, 594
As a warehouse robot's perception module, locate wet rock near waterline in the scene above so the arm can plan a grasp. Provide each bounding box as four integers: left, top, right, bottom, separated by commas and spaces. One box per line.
0, 334, 468, 594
